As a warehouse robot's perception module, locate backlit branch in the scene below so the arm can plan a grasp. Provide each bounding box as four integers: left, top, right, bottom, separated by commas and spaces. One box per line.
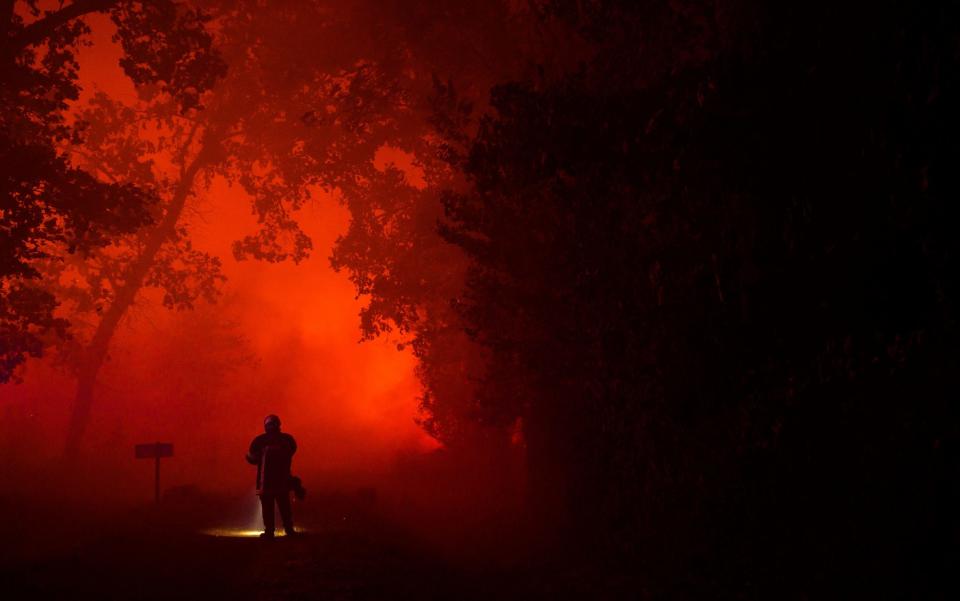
10, 0, 117, 51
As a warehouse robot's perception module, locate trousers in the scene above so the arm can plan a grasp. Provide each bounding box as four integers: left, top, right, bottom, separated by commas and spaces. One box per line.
260, 492, 294, 534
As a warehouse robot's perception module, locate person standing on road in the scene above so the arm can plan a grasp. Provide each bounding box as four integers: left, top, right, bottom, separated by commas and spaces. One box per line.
246, 414, 297, 538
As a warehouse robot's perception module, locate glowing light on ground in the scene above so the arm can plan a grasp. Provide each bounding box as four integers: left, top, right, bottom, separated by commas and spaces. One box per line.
201, 528, 265, 538
200, 528, 304, 538
200, 496, 306, 537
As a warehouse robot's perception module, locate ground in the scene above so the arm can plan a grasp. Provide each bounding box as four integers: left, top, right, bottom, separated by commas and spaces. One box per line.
1, 481, 638, 601
0, 492, 490, 600
7, 530, 467, 600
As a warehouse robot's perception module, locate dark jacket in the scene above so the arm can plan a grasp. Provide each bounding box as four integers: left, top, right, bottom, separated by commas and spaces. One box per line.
246, 431, 297, 494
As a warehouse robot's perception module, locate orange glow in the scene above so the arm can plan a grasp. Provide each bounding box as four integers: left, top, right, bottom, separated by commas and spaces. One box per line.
0, 12, 438, 503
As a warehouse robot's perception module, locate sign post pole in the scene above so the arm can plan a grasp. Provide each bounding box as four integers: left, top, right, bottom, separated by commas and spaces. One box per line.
155, 444, 161, 505
135, 442, 174, 505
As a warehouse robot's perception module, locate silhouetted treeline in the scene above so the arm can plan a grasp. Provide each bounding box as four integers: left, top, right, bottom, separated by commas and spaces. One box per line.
428, 1, 959, 596
3, 1, 958, 596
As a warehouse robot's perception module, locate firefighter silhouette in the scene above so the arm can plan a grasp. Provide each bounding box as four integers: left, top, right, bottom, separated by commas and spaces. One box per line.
246, 414, 298, 538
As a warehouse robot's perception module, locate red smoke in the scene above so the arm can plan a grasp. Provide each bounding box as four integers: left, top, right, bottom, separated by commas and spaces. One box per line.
0, 14, 438, 504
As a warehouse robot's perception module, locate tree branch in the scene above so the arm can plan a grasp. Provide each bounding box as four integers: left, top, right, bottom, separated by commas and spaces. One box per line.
69, 147, 121, 183
177, 120, 202, 178
12, 0, 118, 51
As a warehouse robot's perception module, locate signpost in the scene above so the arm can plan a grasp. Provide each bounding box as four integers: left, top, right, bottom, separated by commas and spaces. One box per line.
135, 442, 174, 504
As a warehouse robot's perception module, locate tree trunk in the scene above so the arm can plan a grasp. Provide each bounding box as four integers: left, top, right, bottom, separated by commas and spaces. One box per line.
64, 152, 208, 457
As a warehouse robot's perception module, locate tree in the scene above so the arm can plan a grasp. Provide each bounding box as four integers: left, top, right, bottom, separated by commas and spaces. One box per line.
434, 0, 960, 594
327, 0, 553, 447
0, 0, 224, 382
54, 91, 229, 454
